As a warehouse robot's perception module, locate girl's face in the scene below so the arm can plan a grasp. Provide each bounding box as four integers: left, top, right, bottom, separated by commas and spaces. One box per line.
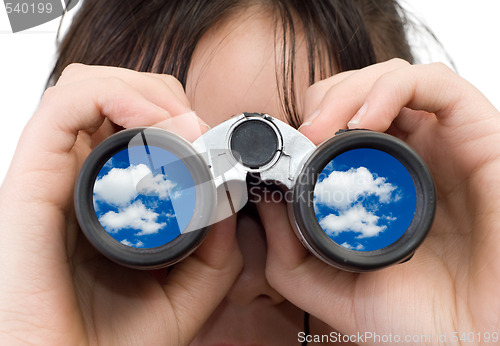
185, 8, 336, 345
185, 7, 309, 127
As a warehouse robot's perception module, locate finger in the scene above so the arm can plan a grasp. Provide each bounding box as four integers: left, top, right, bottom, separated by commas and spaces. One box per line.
300, 59, 411, 144
57, 64, 192, 116
255, 192, 308, 270
162, 215, 243, 344
389, 108, 435, 137
346, 62, 495, 132
26, 78, 206, 157
55, 64, 202, 148
153, 112, 211, 143
301, 69, 357, 122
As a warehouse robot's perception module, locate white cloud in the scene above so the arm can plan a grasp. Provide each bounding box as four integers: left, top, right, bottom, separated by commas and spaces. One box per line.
136, 172, 178, 200
94, 164, 151, 206
94, 164, 180, 206
319, 203, 387, 238
103, 157, 114, 169
314, 167, 397, 210
383, 215, 397, 222
120, 239, 145, 247
393, 193, 403, 202
171, 191, 182, 200
99, 200, 167, 236
341, 242, 365, 250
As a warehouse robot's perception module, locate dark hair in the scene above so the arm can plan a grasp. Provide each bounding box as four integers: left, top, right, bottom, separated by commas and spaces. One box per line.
49, 0, 415, 128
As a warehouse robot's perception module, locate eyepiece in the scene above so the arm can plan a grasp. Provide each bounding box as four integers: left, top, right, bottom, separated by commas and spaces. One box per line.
292, 130, 435, 271
75, 128, 216, 269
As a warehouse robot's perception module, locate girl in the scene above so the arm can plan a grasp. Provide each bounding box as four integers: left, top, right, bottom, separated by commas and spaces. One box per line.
1, 1, 499, 344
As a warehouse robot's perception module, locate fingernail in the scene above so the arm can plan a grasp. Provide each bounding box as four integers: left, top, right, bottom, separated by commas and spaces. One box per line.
305, 109, 321, 123
196, 116, 211, 131
199, 120, 211, 130
153, 103, 172, 116
299, 109, 321, 131
348, 103, 367, 129
186, 111, 211, 130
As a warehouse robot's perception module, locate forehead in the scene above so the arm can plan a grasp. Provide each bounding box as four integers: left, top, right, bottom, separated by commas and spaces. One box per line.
185, 8, 309, 127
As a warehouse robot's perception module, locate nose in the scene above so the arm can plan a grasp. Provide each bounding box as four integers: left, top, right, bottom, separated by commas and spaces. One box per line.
226, 206, 285, 306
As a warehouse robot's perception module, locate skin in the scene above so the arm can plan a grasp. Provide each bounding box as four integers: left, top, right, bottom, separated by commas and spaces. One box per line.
1, 6, 500, 346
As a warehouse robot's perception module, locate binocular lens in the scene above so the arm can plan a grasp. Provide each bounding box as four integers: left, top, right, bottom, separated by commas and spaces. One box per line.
292, 130, 435, 271
75, 128, 215, 269
93, 146, 196, 249
313, 148, 416, 252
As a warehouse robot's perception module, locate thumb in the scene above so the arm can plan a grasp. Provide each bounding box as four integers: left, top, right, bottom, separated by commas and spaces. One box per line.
256, 193, 358, 333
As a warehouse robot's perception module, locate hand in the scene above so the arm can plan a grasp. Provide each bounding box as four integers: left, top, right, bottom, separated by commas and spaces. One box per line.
258, 59, 500, 341
0, 64, 242, 344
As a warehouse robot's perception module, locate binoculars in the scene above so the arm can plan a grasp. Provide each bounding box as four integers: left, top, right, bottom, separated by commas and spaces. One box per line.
75, 112, 435, 271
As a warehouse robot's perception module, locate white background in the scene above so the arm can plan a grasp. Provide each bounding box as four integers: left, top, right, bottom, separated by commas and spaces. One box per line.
1, 1, 499, 185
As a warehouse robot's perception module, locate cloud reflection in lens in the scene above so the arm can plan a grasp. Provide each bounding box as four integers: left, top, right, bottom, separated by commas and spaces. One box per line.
93, 146, 196, 249
313, 148, 416, 251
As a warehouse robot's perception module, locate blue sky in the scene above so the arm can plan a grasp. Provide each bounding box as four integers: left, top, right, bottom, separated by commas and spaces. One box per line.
313, 149, 416, 251
93, 146, 196, 249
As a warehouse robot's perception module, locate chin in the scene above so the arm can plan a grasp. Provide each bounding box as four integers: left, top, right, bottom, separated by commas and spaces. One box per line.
189, 298, 306, 346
